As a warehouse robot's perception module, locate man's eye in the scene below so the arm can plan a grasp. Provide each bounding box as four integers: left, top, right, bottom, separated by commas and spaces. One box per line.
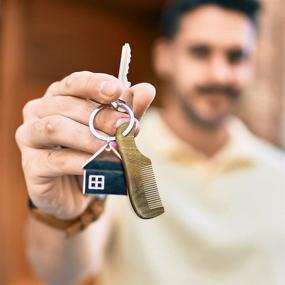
228, 49, 248, 64
188, 46, 210, 59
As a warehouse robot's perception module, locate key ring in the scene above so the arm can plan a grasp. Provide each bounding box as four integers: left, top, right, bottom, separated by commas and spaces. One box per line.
89, 100, 135, 142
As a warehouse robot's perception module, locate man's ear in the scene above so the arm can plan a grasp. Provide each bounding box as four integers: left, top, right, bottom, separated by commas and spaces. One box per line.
152, 38, 173, 79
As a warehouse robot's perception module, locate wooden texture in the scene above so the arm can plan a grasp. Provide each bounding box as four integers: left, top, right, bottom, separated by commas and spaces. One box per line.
116, 123, 164, 219
0, 1, 158, 284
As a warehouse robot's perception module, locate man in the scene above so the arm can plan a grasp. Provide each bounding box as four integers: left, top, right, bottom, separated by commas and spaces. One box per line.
15, 0, 284, 285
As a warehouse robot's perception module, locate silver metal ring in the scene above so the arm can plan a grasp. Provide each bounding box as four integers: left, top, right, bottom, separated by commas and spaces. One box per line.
89, 101, 135, 142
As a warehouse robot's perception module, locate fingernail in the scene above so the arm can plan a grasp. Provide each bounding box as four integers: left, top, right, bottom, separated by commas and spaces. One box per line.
116, 118, 130, 128
100, 80, 118, 96
109, 141, 118, 148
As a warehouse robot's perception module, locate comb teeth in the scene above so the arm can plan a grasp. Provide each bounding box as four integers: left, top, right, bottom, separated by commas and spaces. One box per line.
140, 165, 163, 210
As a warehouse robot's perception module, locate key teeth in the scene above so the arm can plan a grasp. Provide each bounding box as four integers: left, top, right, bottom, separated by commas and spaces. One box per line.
124, 48, 131, 87
123, 43, 132, 88
119, 43, 132, 88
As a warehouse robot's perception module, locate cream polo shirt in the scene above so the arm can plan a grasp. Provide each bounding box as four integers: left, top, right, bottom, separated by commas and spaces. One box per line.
95, 108, 285, 285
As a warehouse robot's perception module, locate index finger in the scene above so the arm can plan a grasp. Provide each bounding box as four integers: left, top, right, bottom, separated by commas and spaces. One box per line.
44, 71, 124, 104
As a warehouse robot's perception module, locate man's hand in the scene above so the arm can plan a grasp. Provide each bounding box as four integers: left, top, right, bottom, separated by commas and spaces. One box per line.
15, 71, 155, 220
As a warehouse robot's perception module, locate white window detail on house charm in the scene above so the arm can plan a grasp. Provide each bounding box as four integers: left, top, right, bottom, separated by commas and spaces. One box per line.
88, 175, 105, 190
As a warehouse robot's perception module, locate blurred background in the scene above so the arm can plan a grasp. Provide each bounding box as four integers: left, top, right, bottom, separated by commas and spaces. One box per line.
0, 0, 284, 284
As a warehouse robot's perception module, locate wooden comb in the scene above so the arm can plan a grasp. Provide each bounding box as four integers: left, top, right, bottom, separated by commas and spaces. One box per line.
116, 123, 165, 219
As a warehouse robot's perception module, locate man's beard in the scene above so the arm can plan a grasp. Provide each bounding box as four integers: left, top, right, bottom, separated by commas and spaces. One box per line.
177, 84, 241, 130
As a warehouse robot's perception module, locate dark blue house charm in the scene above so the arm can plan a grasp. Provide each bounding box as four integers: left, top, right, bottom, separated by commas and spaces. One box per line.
82, 144, 127, 196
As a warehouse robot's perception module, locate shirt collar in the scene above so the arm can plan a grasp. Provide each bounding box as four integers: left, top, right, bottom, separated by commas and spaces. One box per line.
144, 108, 257, 168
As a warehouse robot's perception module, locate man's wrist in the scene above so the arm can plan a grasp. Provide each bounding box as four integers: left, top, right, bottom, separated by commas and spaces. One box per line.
28, 196, 106, 237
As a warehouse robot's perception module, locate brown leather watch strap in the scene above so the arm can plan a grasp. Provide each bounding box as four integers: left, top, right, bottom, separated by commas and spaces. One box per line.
30, 196, 107, 238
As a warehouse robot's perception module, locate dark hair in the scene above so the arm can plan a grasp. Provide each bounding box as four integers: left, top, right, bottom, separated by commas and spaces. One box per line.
160, 0, 262, 38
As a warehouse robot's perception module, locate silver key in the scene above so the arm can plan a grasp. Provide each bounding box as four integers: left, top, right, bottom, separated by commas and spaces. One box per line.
118, 43, 131, 88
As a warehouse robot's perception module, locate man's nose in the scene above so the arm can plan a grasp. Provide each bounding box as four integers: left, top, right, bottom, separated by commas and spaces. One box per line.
208, 55, 234, 85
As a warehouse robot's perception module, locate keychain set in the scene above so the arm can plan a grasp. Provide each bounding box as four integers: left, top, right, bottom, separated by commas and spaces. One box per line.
82, 44, 164, 219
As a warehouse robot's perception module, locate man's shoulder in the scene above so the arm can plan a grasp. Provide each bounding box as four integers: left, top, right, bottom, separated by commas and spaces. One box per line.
250, 136, 284, 172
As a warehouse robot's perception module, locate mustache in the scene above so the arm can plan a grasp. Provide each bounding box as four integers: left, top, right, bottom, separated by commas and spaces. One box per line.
195, 85, 240, 98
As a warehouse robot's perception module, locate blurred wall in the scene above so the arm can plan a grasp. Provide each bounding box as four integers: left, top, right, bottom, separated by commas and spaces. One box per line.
0, 0, 284, 284
239, 0, 285, 146
0, 0, 161, 284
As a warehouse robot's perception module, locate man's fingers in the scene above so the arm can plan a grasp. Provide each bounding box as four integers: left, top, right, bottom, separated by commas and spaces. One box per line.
20, 96, 132, 136
45, 71, 124, 104
21, 146, 95, 219
130, 83, 156, 119
22, 96, 98, 123
29, 72, 155, 123
25, 148, 91, 177
19, 74, 156, 155
17, 112, 136, 153
17, 115, 103, 154
46, 73, 156, 119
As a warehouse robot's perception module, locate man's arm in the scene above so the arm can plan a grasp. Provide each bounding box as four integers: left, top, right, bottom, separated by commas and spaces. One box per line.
25, 205, 112, 285
15, 71, 156, 285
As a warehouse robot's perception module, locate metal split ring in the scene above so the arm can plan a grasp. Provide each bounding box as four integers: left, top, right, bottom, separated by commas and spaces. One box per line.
89, 100, 135, 142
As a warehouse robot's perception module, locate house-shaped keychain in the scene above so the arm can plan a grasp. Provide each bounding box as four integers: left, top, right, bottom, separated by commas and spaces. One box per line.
82, 144, 127, 196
